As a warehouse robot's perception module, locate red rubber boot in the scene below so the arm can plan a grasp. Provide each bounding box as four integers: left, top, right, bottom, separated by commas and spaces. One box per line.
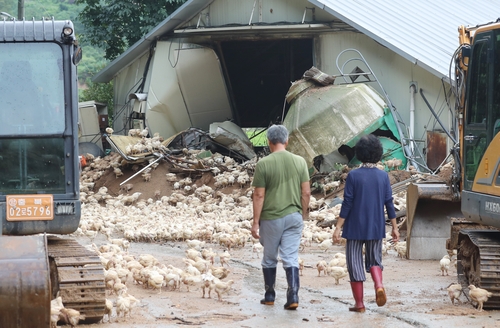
349, 281, 365, 312
370, 266, 386, 306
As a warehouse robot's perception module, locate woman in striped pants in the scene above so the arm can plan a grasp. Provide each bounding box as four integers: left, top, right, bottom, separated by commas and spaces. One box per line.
332, 134, 400, 312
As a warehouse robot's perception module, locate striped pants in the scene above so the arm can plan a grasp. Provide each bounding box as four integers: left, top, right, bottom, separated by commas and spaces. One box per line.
345, 239, 383, 282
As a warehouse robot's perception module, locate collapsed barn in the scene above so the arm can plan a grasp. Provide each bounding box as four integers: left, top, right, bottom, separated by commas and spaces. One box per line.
92, 0, 498, 174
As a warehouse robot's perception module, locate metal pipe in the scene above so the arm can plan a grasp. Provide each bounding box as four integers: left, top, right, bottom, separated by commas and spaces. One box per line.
119, 154, 163, 186
249, 0, 257, 25
409, 83, 417, 154
196, 13, 202, 29
174, 24, 329, 33
420, 88, 457, 144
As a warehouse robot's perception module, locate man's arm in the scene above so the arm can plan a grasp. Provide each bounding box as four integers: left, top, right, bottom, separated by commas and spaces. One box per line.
251, 187, 266, 239
301, 181, 311, 220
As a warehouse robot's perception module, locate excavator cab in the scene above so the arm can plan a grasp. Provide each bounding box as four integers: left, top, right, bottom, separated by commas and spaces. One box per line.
408, 21, 500, 309
0, 18, 105, 326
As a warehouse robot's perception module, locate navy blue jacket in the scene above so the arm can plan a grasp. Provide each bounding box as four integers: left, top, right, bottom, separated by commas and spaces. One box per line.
339, 167, 396, 240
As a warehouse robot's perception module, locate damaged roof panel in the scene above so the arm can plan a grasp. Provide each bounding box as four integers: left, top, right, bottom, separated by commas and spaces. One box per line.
309, 0, 499, 80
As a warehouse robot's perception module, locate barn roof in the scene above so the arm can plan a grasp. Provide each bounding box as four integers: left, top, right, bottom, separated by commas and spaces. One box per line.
93, 0, 499, 83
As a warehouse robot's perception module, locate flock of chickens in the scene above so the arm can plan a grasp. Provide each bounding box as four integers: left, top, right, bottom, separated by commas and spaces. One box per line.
440, 253, 493, 312
51, 144, 495, 326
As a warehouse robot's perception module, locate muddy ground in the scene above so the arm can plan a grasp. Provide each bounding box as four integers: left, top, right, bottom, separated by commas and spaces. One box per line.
64, 154, 500, 328
68, 234, 500, 328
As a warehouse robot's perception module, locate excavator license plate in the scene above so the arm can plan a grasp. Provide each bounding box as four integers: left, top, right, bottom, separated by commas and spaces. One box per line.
6, 195, 54, 221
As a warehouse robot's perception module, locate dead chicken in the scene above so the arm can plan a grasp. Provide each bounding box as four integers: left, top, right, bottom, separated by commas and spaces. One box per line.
50, 296, 64, 328
59, 307, 85, 328
114, 167, 123, 178
120, 183, 134, 194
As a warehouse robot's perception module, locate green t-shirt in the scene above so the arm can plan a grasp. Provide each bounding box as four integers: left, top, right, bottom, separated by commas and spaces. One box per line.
252, 150, 309, 220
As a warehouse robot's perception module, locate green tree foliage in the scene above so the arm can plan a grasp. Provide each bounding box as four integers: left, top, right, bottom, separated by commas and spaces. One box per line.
0, 0, 16, 15
80, 70, 114, 122
76, 0, 186, 60
1, 0, 108, 88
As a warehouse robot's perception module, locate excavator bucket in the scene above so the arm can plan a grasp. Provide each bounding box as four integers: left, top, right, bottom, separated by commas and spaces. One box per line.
406, 183, 463, 259
0, 235, 50, 327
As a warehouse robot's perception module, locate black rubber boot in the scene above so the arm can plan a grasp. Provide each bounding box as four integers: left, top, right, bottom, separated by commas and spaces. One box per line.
260, 267, 277, 305
284, 267, 299, 310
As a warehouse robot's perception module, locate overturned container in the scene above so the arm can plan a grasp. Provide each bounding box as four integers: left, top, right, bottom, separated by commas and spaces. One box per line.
283, 80, 405, 171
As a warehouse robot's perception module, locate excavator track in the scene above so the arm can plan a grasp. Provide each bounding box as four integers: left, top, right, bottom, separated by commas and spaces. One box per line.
47, 236, 106, 323
457, 230, 500, 309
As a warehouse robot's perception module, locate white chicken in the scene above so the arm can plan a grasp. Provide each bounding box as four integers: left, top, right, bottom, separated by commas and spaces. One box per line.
139, 254, 159, 268
326, 266, 348, 285
318, 239, 332, 252
447, 283, 462, 305
116, 292, 131, 318
316, 260, 328, 276
148, 271, 165, 293
201, 248, 217, 265
394, 241, 407, 258
469, 284, 493, 312
214, 279, 234, 301
116, 290, 139, 318
252, 242, 263, 258
219, 250, 231, 267
210, 266, 230, 280
298, 257, 304, 276
186, 239, 206, 250
186, 248, 201, 261
201, 271, 216, 298
181, 273, 203, 292
103, 299, 113, 323
440, 255, 451, 276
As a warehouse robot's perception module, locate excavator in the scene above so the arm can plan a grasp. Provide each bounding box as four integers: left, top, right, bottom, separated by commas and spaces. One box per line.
0, 16, 106, 325
407, 19, 500, 308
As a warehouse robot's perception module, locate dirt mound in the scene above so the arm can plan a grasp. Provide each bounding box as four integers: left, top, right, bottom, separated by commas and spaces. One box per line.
91, 155, 241, 201
91, 154, 416, 205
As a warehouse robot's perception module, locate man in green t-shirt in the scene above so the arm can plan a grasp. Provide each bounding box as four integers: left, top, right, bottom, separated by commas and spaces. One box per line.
251, 124, 310, 310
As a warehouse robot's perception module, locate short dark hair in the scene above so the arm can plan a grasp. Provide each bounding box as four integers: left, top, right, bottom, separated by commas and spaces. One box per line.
267, 124, 288, 145
355, 134, 383, 163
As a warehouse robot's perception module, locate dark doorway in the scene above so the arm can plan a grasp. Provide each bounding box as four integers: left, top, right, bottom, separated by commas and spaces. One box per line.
219, 38, 313, 127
